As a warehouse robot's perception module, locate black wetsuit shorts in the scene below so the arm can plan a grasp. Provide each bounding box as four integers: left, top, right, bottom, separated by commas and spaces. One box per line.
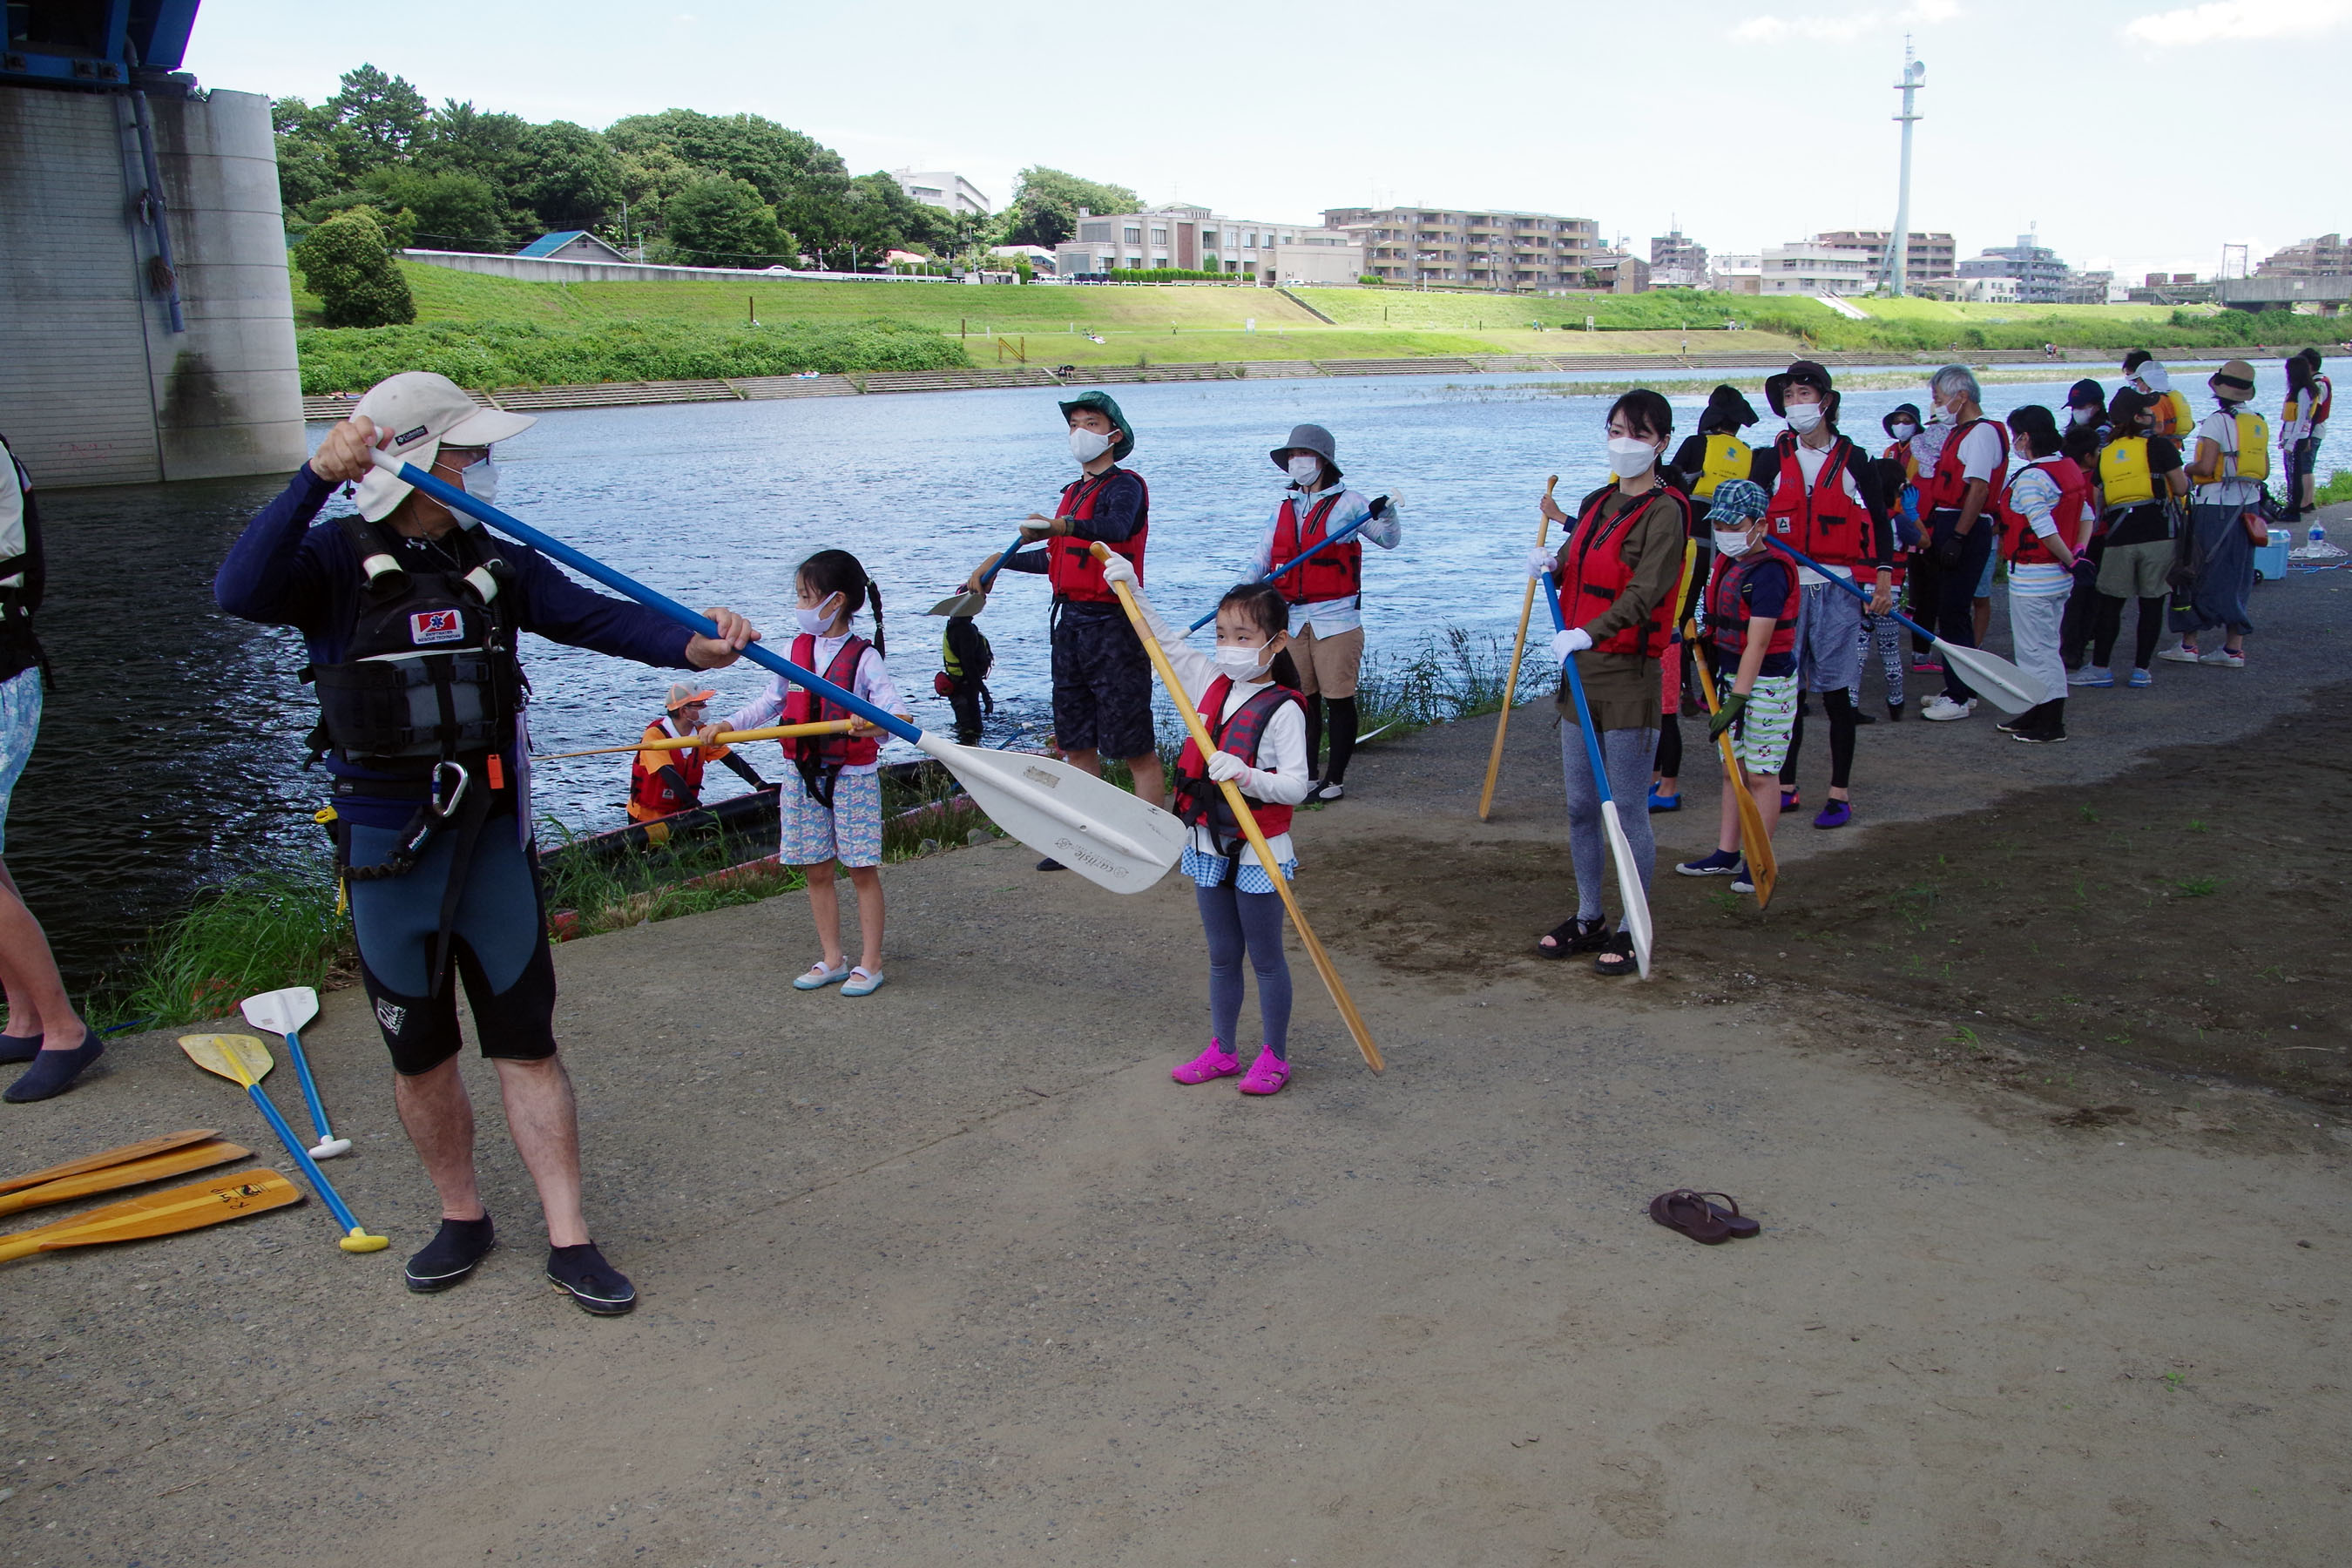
1049, 605, 1155, 759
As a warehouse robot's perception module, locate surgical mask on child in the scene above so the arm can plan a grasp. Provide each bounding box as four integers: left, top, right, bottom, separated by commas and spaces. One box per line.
1286, 456, 1324, 487
1712, 527, 1754, 558
1784, 402, 1824, 434
457, 456, 499, 503
792, 592, 844, 636
2069, 407, 2096, 426
1213, 639, 1273, 677
1069, 426, 1112, 463
1889, 422, 1918, 441
1605, 437, 1659, 477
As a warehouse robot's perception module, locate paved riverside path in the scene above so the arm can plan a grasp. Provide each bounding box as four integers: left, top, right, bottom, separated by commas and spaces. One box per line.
4, 519, 2349, 1565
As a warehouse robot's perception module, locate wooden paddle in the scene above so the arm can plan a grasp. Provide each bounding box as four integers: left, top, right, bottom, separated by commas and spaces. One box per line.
0, 1139, 250, 1219
1093, 545, 1384, 1073
1, 1130, 221, 1196
534, 720, 855, 761
0, 1170, 302, 1264
1686, 627, 1778, 909
1478, 476, 1558, 821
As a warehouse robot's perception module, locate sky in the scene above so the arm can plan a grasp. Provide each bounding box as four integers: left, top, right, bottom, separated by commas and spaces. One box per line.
186, 0, 2349, 281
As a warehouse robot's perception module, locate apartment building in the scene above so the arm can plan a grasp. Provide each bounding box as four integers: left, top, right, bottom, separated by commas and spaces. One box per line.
2257, 233, 2351, 277
1812, 228, 1956, 286
1709, 253, 1762, 294
1649, 228, 1708, 288
1321, 206, 1600, 289
1051, 205, 1344, 279
1759, 240, 1876, 296
889, 169, 991, 218
1960, 234, 2070, 303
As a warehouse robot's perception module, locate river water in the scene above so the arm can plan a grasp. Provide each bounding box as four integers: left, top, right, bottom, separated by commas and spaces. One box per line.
22, 362, 2270, 989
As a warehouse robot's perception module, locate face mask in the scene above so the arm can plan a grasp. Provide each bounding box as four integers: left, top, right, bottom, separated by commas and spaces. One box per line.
1785, 402, 1824, 434
1711, 527, 1753, 558
1069, 426, 1112, 463
457, 456, 499, 503
793, 592, 844, 636
1286, 455, 1325, 488
1213, 639, 1273, 678
1605, 436, 1659, 477
2069, 407, 2095, 426
1889, 422, 1918, 441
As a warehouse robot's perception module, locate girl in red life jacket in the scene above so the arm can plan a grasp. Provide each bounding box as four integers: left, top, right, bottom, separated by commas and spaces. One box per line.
1098, 558, 1311, 1097
721, 550, 908, 998
1675, 480, 1799, 889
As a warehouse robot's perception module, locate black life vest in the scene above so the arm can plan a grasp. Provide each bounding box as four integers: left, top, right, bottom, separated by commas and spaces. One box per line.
305, 516, 523, 775
1173, 675, 1301, 853
0, 434, 49, 689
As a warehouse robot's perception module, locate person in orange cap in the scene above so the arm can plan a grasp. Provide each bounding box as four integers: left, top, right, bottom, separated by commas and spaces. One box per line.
627, 683, 767, 823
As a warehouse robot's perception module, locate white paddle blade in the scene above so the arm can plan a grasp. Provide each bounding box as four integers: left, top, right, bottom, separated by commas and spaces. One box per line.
1598, 801, 1655, 979
240, 986, 321, 1037
1941, 644, 2049, 715
927, 591, 988, 618
916, 734, 1185, 894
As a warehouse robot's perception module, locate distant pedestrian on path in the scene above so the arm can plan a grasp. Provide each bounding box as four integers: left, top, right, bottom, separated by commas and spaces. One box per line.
2278, 353, 2318, 524
2300, 348, 2331, 513
2058, 379, 2111, 670
2166, 361, 2269, 669
1916, 365, 2009, 723
2078, 389, 2187, 689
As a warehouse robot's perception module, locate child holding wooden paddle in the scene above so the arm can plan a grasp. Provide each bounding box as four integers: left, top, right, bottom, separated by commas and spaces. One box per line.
1677, 480, 1795, 893
721, 550, 908, 997
1096, 555, 1310, 1095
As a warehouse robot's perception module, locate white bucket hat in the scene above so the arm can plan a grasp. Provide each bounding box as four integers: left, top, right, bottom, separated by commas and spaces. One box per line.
348, 371, 537, 521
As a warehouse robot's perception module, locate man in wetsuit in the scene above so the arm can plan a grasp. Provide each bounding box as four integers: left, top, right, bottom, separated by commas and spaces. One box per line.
216, 372, 758, 1314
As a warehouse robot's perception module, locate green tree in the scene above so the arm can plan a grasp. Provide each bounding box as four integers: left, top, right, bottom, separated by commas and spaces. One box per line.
352, 166, 508, 251
515, 120, 623, 232
661, 176, 787, 267
1000, 167, 1141, 248
416, 99, 528, 185
322, 64, 429, 177
271, 98, 341, 209
606, 109, 848, 253
294, 208, 416, 327
816, 172, 951, 269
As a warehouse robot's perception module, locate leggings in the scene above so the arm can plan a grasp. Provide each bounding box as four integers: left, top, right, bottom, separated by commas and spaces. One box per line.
1196, 881, 1292, 1059
1301, 695, 1361, 786
1779, 687, 1859, 790
2092, 592, 2166, 670
1848, 612, 1906, 706
1561, 721, 1658, 932
1654, 713, 1682, 781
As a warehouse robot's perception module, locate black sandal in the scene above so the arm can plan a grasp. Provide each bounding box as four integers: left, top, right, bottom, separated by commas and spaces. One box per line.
1537, 915, 1608, 958
1592, 930, 1637, 977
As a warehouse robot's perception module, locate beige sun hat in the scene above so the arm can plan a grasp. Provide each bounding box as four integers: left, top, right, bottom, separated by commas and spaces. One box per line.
348, 371, 537, 521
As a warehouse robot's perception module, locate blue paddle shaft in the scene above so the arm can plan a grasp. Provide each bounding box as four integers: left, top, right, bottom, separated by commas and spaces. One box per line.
1186, 514, 1374, 633
246, 1082, 362, 1232
282, 1027, 334, 1141
388, 460, 923, 746
1540, 572, 1617, 807
979, 532, 1034, 591
1769, 542, 1926, 642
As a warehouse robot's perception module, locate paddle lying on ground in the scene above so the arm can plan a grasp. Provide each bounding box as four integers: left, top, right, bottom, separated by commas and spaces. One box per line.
1543, 571, 1655, 978
240, 987, 348, 1159
1183, 497, 1390, 633
534, 720, 856, 761
369, 449, 1187, 895
0, 1139, 250, 1219
178, 1034, 388, 1254
1479, 477, 1558, 821
1685, 626, 1778, 909
0, 1170, 301, 1265
1773, 542, 2048, 714
0, 1130, 220, 1196
1093, 543, 1384, 1073
928, 531, 1037, 618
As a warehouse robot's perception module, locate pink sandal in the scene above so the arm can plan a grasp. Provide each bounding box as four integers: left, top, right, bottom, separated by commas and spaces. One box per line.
1172, 1042, 1241, 1085
1237, 1047, 1290, 1096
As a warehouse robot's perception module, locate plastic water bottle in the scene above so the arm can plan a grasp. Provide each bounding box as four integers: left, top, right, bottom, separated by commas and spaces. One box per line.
2313, 524, 2329, 548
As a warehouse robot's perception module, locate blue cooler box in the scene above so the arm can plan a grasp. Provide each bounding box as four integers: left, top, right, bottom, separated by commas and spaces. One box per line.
2253, 524, 2291, 581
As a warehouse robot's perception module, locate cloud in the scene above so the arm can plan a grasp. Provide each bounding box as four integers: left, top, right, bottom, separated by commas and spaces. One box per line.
1731, 3, 1957, 44
2124, 0, 2350, 44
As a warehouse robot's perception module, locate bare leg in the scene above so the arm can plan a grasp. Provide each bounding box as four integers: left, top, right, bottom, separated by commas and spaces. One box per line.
493, 1054, 587, 1247
1124, 752, 1166, 808
842, 865, 886, 974
1748, 769, 1783, 839
1064, 747, 1102, 776
0, 860, 84, 1049
1715, 774, 1742, 855
801, 859, 844, 969
392, 1057, 485, 1222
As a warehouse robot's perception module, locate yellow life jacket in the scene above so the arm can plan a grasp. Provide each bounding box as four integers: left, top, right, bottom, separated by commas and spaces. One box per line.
2146, 388, 2194, 441
2098, 436, 2159, 510
2203, 409, 2270, 484
1693, 433, 1750, 498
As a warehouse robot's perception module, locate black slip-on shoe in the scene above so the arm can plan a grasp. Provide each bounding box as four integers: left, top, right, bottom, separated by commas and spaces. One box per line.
546, 1242, 637, 1315
404, 1215, 496, 1293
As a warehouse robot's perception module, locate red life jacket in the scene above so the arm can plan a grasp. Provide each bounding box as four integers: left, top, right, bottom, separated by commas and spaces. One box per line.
1269, 492, 1359, 605
1703, 544, 1799, 659
781, 633, 882, 767
1918, 416, 2009, 514
1044, 469, 1149, 605
1557, 485, 1684, 660
1997, 456, 2092, 567
627, 716, 708, 821
2311, 373, 2333, 428
1173, 675, 1301, 842
1763, 432, 1875, 569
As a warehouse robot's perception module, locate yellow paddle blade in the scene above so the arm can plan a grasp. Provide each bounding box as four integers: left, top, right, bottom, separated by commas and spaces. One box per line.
178, 1033, 274, 1088
0, 1129, 220, 1196
0, 1139, 251, 1219
0, 1170, 302, 1264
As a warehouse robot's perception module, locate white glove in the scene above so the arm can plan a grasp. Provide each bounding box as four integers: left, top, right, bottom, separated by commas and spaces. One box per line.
1206, 750, 1251, 784
1098, 552, 1139, 590
1526, 547, 1557, 582
1551, 628, 1593, 660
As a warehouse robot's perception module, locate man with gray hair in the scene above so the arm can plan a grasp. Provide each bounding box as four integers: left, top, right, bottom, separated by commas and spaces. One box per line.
1914, 365, 2010, 721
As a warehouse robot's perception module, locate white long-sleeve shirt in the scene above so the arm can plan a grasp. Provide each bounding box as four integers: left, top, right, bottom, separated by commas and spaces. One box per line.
1248, 483, 1402, 635
726, 630, 906, 777
1130, 586, 1310, 864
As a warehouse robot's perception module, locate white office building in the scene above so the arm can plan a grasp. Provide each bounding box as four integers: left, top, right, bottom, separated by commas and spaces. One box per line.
889, 169, 991, 218
1052, 205, 1350, 280
1759, 240, 1876, 296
